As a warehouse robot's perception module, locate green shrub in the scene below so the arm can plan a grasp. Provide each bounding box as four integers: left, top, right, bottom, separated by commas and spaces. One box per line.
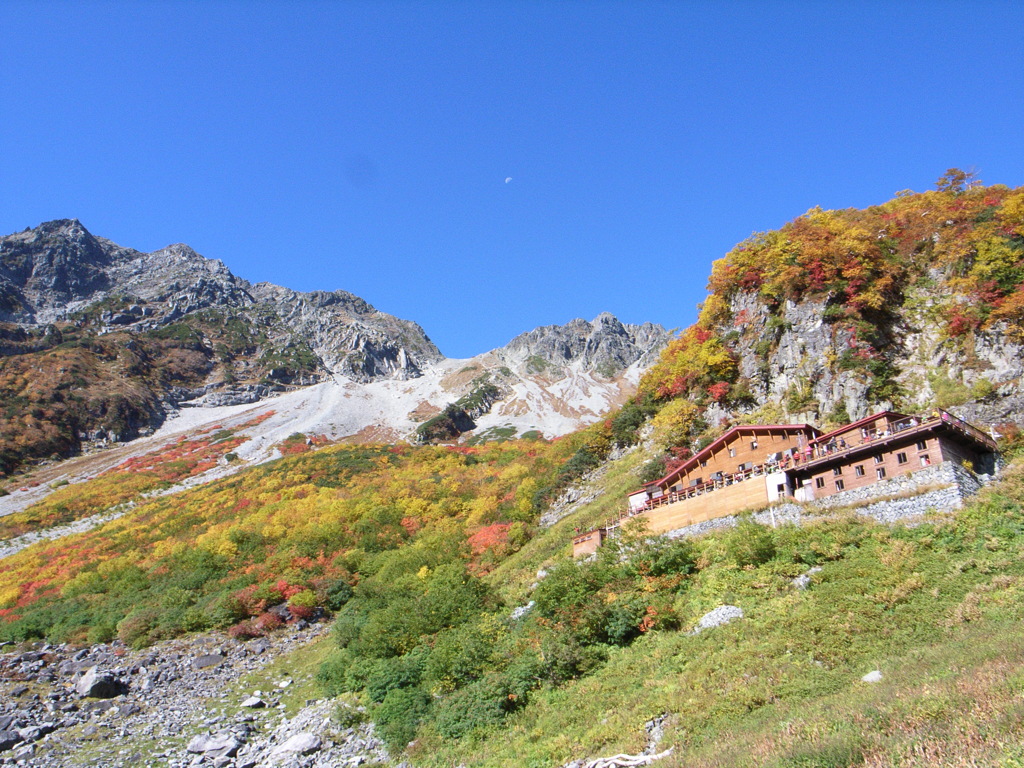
424, 621, 495, 693
86, 622, 116, 644
373, 687, 431, 752
365, 648, 429, 703
432, 673, 521, 739
116, 607, 160, 649
333, 699, 367, 728
722, 520, 777, 567
322, 578, 354, 610
624, 536, 696, 579
533, 560, 607, 619
638, 458, 667, 484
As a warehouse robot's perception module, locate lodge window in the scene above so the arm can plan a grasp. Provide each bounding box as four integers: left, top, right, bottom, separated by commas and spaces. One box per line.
920, 454, 931, 467
832, 467, 842, 476
897, 452, 908, 465
751, 440, 758, 450
700, 460, 707, 468
729, 448, 736, 458
835, 479, 845, 491
815, 477, 826, 489
877, 467, 887, 479
874, 455, 884, 464
855, 465, 865, 477
916, 440, 928, 451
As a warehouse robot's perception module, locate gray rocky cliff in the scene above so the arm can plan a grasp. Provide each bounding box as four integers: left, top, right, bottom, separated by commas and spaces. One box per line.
250, 283, 442, 382
721, 287, 1024, 428
498, 312, 671, 380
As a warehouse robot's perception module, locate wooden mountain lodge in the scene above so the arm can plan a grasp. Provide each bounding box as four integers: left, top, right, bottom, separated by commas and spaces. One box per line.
572, 409, 998, 557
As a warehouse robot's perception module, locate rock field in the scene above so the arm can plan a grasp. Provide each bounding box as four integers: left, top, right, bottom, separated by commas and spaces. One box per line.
0, 620, 395, 768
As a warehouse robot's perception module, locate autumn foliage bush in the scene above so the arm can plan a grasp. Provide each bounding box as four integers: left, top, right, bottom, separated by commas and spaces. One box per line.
0, 436, 576, 645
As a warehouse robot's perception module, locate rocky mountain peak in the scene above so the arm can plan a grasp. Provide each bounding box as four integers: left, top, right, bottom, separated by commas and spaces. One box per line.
0, 219, 116, 320
499, 313, 670, 378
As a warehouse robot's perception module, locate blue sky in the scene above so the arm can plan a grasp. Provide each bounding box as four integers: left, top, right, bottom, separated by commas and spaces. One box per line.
2, 1, 1022, 358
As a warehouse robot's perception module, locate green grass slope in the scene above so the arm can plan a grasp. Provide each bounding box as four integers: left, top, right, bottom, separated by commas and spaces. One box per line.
377, 461, 1024, 767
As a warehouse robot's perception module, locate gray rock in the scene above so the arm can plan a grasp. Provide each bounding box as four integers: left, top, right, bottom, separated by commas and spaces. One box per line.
510, 601, 535, 621
0, 730, 22, 752
792, 566, 823, 590
692, 605, 744, 634
271, 732, 322, 757
12, 742, 34, 760
499, 313, 670, 380
240, 696, 265, 709
862, 670, 883, 683
76, 666, 123, 698
186, 733, 242, 758
193, 654, 227, 670
15, 726, 40, 742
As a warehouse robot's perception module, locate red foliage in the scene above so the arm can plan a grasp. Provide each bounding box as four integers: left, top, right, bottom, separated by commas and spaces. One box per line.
288, 603, 316, 620
707, 381, 730, 402
639, 605, 659, 633
400, 516, 422, 536
467, 523, 511, 555
279, 437, 312, 455
947, 306, 980, 337
254, 611, 284, 632
227, 619, 264, 640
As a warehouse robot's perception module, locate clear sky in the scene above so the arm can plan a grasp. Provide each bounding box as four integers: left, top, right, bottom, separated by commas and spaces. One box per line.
2, 1, 1022, 358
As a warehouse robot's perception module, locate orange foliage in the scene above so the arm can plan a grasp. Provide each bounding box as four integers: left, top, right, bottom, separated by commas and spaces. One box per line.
467, 523, 511, 555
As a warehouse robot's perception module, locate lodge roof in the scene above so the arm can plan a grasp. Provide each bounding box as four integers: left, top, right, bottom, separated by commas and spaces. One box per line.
810, 410, 910, 445
654, 423, 820, 489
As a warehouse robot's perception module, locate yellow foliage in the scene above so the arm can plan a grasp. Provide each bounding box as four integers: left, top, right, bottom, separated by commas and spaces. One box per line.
1000, 191, 1024, 236
650, 398, 700, 451
0, 585, 21, 609
515, 478, 539, 517
466, 495, 499, 527
261, 523, 287, 540
214, 540, 239, 559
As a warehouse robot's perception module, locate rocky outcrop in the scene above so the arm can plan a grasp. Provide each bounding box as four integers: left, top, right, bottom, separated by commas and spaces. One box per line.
0, 219, 116, 317
0, 220, 671, 472
721, 287, 1024, 427
249, 284, 441, 382
499, 312, 670, 380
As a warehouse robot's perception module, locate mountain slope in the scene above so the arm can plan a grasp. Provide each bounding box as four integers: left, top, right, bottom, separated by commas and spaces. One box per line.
0, 220, 669, 475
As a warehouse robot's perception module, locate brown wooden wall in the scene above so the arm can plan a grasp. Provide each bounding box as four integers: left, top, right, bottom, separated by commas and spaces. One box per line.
572, 529, 607, 558
804, 435, 940, 498
818, 414, 906, 450
641, 476, 770, 533
665, 429, 812, 492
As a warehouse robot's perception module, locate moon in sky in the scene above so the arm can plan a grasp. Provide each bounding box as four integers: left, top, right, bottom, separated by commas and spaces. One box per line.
504, 177, 512, 184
